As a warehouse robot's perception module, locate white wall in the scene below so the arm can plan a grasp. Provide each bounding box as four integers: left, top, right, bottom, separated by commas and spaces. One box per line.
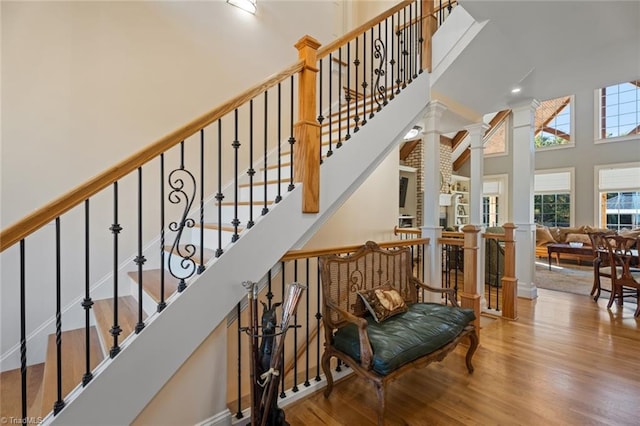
1, 0, 339, 364
483, 87, 640, 226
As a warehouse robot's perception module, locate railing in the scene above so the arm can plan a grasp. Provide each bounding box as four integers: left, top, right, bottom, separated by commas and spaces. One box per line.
395, 223, 518, 320
0, 0, 442, 422
228, 237, 430, 419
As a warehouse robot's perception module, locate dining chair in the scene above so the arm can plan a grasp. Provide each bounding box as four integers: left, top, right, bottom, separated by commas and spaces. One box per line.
588, 232, 619, 302
604, 235, 640, 317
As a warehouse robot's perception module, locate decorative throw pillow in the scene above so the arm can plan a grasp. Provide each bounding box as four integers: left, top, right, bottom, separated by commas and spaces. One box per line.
357, 284, 407, 323
565, 233, 591, 246
535, 226, 557, 246
585, 225, 615, 235
557, 226, 585, 243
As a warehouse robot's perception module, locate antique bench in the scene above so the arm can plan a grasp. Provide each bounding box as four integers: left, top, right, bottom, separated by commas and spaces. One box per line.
319, 241, 478, 426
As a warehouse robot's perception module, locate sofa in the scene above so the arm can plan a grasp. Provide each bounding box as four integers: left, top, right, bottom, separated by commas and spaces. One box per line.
535, 225, 640, 264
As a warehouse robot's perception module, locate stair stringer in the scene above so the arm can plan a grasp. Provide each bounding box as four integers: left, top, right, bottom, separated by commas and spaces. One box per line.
48, 72, 430, 426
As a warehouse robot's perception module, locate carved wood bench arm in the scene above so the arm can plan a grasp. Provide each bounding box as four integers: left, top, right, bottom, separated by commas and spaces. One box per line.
411, 277, 460, 307
324, 298, 374, 369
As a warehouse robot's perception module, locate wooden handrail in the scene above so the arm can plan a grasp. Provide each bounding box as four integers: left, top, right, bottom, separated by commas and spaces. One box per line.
0, 60, 305, 252
394, 226, 421, 235
280, 238, 430, 262
317, 0, 413, 60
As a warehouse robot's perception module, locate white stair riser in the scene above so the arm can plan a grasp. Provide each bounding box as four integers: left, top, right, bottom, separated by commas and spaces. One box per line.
204, 204, 271, 224
239, 182, 292, 201
190, 227, 237, 252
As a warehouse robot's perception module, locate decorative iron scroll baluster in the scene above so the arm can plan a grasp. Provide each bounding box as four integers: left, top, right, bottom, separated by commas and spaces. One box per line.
82, 200, 94, 386
20, 239, 27, 420
276, 84, 284, 200
248, 99, 256, 228
288, 75, 296, 190
199, 129, 205, 273
215, 120, 224, 257
159, 154, 167, 312
373, 28, 387, 113
167, 141, 197, 293
315, 262, 322, 382
353, 37, 360, 133
53, 217, 65, 415
236, 302, 243, 419
135, 167, 146, 334
361, 31, 367, 127
262, 91, 269, 216
110, 182, 122, 358
232, 109, 241, 241
337, 47, 343, 149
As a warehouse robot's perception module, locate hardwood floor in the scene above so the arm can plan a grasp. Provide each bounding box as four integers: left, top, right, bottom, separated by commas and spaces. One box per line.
284, 289, 640, 425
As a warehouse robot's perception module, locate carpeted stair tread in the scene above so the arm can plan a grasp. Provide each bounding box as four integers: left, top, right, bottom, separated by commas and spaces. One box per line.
40, 327, 102, 417
127, 269, 180, 304
0, 363, 44, 419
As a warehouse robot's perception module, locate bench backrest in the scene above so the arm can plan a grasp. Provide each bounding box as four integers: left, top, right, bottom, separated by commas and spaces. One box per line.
319, 241, 417, 330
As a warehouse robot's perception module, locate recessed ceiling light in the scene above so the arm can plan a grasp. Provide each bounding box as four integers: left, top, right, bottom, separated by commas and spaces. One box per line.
511, 87, 521, 94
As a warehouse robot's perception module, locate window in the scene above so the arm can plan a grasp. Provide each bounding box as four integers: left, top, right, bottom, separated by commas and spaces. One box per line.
597, 164, 640, 230
484, 120, 506, 155
535, 96, 573, 149
482, 176, 506, 227
534, 169, 573, 227
597, 81, 640, 141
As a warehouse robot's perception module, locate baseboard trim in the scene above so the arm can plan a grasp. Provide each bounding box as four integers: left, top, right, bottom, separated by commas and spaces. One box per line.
195, 408, 232, 426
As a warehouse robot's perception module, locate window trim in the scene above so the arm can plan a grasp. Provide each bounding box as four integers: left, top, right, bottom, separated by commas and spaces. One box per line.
594, 161, 640, 226
535, 95, 575, 152
593, 84, 640, 145
534, 167, 575, 226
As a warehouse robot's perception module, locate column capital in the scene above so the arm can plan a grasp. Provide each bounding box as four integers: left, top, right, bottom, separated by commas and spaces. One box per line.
423, 100, 448, 123
509, 98, 540, 113
463, 122, 490, 137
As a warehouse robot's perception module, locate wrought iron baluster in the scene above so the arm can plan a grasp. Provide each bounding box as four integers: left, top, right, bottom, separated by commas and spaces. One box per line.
110, 182, 122, 358
158, 154, 167, 312
135, 168, 146, 334
317, 59, 324, 165
304, 258, 311, 387
385, 19, 389, 100
53, 217, 65, 415
292, 260, 299, 392
20, 239, 27, 420
353, 37, 360, 133
216, 120, 224, 257
248, 100, 255, 228
267, 269, 273, 309
235, 302, 243, 419
393, 12, 400, 96
288, 76, 296, 190
418, 0, 424, 74
279, 261, 286, 399
262, 91, 269, 216
82, 200, 94, 386
345, 41, 351, 142
402, 6, 408, 89
275, 84, 285, 198
409, 2, 414, 82
168, 141, 197, 293
327, 54, 334, 157
232, 109, 241, 241
315, 260, 322, 381
337, 47, 343, 148
199, 129, 205, 273
361, 32, 367, 127
373, 23, 387, 114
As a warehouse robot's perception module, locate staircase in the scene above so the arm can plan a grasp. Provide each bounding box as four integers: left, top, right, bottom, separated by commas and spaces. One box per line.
0, 75, 430, 425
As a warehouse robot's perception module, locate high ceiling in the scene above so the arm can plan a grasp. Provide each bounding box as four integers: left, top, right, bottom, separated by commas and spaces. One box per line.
433, 0, 640, 116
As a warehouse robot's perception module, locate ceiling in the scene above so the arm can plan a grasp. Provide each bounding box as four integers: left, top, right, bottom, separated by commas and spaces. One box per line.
432, 0, 640, 117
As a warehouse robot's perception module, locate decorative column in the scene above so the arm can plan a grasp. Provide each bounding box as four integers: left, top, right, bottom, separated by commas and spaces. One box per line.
421, 101, 447, 300
461, 224, 481, 337
465, 122, 489, 308
510, 99, 539, 299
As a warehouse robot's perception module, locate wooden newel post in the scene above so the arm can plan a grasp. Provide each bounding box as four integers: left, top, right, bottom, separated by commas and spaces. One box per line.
422, 0, 435, 73
461, 224, 481, 338
501, 223, 518, 320
294, 35, 322, 213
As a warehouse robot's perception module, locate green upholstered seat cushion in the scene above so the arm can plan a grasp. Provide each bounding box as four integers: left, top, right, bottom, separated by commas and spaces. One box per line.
332, 303, 475, 376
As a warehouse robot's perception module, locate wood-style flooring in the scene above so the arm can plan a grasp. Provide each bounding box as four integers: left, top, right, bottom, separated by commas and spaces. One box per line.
284, 289, 640, 425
